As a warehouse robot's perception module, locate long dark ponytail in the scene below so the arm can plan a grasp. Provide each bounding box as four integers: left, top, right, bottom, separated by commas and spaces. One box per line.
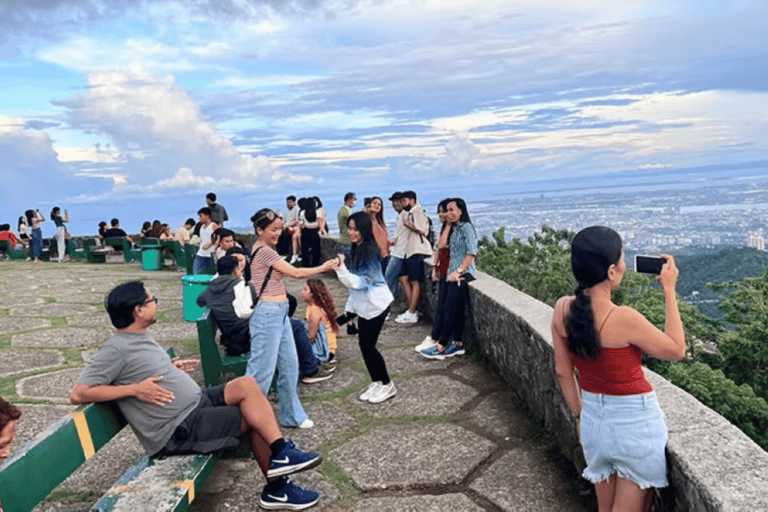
566, 226, 622, 359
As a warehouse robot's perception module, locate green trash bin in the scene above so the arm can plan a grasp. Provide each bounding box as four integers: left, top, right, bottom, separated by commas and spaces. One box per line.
141, 247, 163, 271
181, 274, 214, 321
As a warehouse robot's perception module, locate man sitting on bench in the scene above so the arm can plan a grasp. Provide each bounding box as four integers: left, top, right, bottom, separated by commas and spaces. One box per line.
196, 255, 252, 356
70, 281, 322, 510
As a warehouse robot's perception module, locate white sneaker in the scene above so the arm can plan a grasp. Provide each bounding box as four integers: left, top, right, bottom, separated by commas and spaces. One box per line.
414, 335, 436, 352
298, 418, 314, 429
368, 381, 396, 404
395, 311, 418, 324
359, 381, 382, 401
289, 254, 299, 264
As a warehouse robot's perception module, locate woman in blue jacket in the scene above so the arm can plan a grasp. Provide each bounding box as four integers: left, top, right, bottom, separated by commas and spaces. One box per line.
336, 211, 396, 404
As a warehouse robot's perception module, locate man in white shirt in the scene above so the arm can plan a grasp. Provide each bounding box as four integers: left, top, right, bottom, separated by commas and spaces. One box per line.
384, 192, 407, 297
395, 191, 432, 324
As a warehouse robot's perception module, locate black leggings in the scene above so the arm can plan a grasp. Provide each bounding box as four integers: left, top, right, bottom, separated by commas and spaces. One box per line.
301, 227, 320, 267
358, 307, 390, 384
430, 279, 449, 341
435, 281, 470, 347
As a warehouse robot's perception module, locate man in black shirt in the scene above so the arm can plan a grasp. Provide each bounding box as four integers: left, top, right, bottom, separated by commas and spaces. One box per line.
103, 218, 135, 250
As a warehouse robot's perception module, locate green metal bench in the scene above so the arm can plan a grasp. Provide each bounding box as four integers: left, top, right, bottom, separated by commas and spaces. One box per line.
160, 239, 186, 269
0, 240, 26, 260
66, 239, 88, 261
196, 310, 249, 388
0, 348, 220, 512
104, 237, 141, 263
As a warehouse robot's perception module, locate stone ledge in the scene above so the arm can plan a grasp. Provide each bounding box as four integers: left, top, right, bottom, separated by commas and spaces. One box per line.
428, 270, 768, 512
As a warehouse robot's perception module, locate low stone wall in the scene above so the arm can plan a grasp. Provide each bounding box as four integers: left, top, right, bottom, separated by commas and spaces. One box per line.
322, 235, 768, 511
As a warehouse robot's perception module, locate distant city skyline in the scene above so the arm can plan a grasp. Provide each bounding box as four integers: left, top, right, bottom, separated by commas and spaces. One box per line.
2, 1, 768, 234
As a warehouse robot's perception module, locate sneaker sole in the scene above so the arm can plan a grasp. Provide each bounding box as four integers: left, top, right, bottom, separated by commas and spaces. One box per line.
266, 454, 323, 480
259, 496, 320, 510
444, 348, 466, 358
301, 374, 333, 384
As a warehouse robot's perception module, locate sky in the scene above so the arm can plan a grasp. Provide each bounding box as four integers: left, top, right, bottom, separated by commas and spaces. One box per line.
2, 0, 768, 235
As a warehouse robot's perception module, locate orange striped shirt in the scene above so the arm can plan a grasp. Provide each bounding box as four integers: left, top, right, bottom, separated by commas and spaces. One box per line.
250, 243, 286, 297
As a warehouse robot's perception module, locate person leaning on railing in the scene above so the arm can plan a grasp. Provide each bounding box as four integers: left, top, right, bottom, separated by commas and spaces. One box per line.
551, 226, 685, 512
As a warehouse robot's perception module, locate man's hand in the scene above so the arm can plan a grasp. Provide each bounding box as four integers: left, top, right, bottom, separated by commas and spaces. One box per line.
172, 357, 200, 372
133, 376, 175, 406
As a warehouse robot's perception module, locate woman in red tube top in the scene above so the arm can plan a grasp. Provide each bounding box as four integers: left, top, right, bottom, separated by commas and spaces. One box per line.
551, 226, 685, 512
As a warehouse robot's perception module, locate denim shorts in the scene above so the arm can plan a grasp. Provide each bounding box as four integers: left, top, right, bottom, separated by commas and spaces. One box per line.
580, 390, 669, 489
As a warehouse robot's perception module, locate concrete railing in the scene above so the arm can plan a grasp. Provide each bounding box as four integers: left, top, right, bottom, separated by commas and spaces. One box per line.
323, 236, 768, 511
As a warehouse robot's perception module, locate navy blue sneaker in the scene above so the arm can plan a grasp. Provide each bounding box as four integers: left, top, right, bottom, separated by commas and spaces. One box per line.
260, 478, 320, 510
442, 342, 466, 357
267, 440, 322, 480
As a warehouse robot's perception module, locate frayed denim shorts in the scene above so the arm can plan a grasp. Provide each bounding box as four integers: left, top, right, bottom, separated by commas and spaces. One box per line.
580, 390, 669, 489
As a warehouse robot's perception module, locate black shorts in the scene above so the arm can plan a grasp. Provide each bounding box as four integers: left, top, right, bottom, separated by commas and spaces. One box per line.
159, 384, 242, 456
403, 254, 427, 282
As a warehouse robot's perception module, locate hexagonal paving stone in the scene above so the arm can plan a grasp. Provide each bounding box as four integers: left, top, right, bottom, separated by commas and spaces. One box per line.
450, 361, 507, 392
0, 316, 51, 335
353, 493, 486, 512
11, 404, 75, 452
66, 314, 114, 327
351, 375, 478, 418
17, 367, 84, 400
331, 424, 494, 490
469, 391, 540, 441
0, 348, 64, 376
0, 296, 44, 308
145, 322, 197, 340
299, 366, 365, 397
9, 302, 96, 317
380, 321, 432, 346
281, 402, 358, 451
12, 327, 112, 348
469, 447, 592, 512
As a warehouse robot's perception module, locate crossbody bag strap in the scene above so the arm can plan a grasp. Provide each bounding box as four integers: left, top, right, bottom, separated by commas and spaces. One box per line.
248, 246, 274, 309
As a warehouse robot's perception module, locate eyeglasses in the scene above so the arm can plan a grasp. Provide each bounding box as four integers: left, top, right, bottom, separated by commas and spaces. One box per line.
144, 296, 158, 305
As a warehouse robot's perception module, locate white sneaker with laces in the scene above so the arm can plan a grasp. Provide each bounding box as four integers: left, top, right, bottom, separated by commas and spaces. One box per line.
359, 381, 382, 401
368, 381, 396, 404
414, 335, 436, 352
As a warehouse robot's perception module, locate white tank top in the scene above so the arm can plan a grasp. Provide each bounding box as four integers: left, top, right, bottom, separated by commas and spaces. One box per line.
197, 223, 215, 257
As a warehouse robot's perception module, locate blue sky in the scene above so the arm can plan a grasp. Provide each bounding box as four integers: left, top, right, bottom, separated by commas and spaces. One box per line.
1, 0, 768, 235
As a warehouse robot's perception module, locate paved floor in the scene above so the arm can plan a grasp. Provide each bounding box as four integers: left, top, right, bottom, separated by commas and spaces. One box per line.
1, 259, 594, 511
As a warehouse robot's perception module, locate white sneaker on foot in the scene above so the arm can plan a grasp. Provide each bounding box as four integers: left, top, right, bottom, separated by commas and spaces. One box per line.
368, 381, 396, 404
359, 381, 382, 401
395, 311, 418, 324
414, 335, 436, 352
298, 418, 314, 429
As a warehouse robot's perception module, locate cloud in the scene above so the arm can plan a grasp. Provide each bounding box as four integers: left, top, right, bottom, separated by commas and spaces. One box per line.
51, 64, 285, 196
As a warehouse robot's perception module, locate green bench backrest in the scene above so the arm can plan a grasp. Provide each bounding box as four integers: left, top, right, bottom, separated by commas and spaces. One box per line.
196, 311, 223, 388
0, 402, 127, 512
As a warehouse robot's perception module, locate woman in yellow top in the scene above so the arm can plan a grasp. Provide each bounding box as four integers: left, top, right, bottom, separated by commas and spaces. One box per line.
302, 279, 340, 363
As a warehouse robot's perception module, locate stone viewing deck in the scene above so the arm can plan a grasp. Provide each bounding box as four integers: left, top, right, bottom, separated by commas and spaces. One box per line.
1, 259, 592, 511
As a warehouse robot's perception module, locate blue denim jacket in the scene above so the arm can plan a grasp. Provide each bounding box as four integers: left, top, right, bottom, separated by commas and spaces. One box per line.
336, 248, 393, 319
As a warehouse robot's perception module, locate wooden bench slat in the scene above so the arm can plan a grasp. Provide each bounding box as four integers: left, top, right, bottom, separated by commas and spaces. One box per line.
92, 453, 218, 512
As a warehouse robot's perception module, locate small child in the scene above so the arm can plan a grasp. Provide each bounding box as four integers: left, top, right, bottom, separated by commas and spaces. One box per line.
302, 279, 340, 364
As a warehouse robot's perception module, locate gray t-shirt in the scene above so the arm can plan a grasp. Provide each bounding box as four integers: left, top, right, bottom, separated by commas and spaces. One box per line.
77, 331, 202, 455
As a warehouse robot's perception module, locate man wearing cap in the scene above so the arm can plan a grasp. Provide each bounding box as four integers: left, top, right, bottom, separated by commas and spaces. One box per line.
394, 190, 432, 324
384, 192, 407, 298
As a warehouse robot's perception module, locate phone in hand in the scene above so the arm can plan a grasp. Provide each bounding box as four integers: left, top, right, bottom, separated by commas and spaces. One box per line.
634, 255, 666, 275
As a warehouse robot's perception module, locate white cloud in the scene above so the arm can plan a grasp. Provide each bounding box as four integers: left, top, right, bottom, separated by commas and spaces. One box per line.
52, 64, 287, 196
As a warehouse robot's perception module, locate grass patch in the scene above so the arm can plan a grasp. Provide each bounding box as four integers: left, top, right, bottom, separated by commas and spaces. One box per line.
51, 316, 68, 328
179, 337, 201, 357
43, 490, 100, 505
0, 308, 8, 318
43, 296, 56, 304
0, 334, 10, 348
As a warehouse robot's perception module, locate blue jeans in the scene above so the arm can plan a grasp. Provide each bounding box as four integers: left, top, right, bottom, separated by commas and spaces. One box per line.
384, 256, 404, 297
193, 255, 212, 275
290, 318, 319, 378
247, 301, 308, 427
31, 228, 43, 259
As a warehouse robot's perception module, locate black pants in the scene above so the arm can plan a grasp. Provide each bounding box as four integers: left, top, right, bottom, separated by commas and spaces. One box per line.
358, 307, 390, 384
430, 278, 449, 341
435, 281, 469, 347
301, 228, 320, 267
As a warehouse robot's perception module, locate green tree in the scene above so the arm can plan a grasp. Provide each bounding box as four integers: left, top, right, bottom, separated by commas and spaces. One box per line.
711, 270, 768, 399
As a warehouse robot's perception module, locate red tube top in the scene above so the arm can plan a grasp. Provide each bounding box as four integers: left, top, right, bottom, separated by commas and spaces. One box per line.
570, 344, 653, 395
